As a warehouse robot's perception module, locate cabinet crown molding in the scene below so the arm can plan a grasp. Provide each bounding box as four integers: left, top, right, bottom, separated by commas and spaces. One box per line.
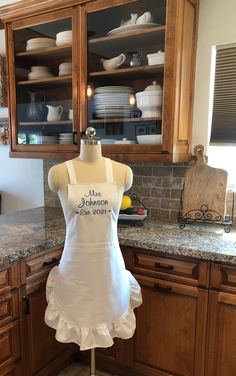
0, 0, 91, 23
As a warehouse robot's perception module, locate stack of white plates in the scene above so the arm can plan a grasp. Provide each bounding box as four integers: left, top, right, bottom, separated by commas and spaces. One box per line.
94, 86, 134, 118
56, 30, 72, 46
58, 62, 72, 76
28, 66, 54, 80
41, 136, 58, 144
59, 133, 73, 144
26, 38, 56, 51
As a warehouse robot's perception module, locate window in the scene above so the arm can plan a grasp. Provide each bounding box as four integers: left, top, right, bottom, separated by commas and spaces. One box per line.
210, 44, 236, 143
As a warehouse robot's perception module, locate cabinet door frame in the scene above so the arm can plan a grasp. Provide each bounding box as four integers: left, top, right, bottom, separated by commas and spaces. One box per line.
6, 7, 80, 157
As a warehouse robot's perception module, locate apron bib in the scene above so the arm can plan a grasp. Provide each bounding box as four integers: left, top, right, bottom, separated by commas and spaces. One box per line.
45, 158, 142, 350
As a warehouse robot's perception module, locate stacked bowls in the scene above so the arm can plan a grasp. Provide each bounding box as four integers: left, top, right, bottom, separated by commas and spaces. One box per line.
26, 38, 56, 51
56, 30, 72, 46
58, 62, 72, 76
94, 86, 134, 118
28, 66, 54, 80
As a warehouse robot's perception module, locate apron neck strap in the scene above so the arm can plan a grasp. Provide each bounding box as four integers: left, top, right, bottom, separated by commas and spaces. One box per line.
65, 158, 114, 184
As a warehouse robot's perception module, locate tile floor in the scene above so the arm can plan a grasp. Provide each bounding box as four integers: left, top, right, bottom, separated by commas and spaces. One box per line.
57, 362, 117, 376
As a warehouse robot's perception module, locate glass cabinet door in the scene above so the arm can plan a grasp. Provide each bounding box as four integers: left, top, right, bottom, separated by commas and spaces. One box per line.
86, 0, 166, 148
12, 10, 77, 149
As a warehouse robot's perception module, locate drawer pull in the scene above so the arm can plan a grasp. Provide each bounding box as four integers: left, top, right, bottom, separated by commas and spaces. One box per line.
22, 295, 30, 315
153, 283, 172, 293
43, 257, 58, 266
155, 262, 174, 271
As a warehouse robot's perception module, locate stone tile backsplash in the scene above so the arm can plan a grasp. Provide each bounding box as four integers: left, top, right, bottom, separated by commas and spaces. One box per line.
43, 160, 235, 224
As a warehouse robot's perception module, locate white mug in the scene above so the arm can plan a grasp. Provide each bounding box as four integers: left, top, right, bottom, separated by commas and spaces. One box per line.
69, 109, 73, 120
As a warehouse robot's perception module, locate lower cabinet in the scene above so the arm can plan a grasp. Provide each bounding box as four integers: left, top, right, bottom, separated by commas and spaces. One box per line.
20, 285, 72, 376
86, 247, 209, 376
206, 262, 236, 376
2, 247, 236, 376
132, 274, 208, 376
206, 290, 236, 376
19, 246, 75, 376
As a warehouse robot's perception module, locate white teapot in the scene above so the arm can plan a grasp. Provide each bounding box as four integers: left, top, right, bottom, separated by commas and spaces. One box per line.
101, 53, 126, 71
46, 105, 63, 121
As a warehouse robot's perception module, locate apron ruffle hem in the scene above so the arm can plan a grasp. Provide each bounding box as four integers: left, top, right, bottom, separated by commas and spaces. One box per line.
45, 266, 142, 351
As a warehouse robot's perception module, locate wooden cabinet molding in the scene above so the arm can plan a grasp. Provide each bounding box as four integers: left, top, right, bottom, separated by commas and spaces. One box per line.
0, 0, 90, 22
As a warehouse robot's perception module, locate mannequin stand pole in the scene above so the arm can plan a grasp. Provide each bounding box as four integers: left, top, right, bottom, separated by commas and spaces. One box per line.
90, 348, 96, 376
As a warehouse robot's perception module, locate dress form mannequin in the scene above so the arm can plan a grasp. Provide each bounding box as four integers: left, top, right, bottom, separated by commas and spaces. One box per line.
45, 128, 142, 376
48, 134, 133, 210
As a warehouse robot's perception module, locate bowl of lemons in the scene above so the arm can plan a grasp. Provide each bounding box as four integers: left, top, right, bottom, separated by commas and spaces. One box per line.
119, 194, 147, 225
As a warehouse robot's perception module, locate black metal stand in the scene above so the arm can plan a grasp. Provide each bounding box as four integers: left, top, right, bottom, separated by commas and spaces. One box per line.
178, 188, 234, 233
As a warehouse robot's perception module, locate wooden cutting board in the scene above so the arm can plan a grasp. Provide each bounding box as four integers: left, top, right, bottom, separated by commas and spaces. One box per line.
182, 145, 228, 219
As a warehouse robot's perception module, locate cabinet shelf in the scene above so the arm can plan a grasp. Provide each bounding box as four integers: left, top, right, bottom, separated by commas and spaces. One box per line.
89, 64, 163, 78
89, 117, 161, 124
15, 45, 72, 62
89, 26, 165, 56
18, 121, 72, 126
17, 75, 72, 86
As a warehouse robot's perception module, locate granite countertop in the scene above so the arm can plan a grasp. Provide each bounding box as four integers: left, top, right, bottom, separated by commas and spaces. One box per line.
1, 206, 236, 268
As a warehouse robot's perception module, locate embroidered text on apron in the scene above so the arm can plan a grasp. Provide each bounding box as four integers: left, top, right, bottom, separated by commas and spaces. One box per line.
45, 158, 142, 350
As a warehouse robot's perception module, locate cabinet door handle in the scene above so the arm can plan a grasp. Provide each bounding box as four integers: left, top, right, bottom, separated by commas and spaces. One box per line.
22, 295, 30, 314
153, 283, 172, 293
155, 262, 174, 271
43, 257, 58, 266
73, 131, 77, 145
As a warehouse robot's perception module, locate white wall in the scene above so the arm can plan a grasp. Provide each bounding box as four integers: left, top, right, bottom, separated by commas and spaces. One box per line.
0, 0, 44, 214
0, 145, 44, 214
192, 0, 236, 152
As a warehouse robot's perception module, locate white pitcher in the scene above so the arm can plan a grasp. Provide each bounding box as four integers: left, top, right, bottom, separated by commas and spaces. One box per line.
46, 105, 63, 121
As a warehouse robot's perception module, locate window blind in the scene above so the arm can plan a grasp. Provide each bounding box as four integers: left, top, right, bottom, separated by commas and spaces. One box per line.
210, 45, 236, 143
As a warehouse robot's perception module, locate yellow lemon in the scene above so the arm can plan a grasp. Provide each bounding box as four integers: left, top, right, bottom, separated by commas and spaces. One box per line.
120, 195, 132, 210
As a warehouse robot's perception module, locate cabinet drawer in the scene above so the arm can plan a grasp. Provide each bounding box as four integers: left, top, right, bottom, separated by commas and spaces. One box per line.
0, 264, 19, 296
0, 292, 19, 327
211, 262, 236, 293
20, 246, 62, 284
132, 250, 210, 287
0, 321, 21, 371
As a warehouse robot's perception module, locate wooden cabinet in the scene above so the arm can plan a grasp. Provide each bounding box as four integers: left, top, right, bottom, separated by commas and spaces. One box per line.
19, 246, 74, 376
206, 263, 236, 376
0, 0, 199, 162
132, 274, 207, 376
87, 247, 209, 376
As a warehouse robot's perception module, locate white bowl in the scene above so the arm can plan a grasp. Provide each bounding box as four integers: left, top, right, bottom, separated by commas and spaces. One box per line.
147, 51, 165, 65
137, 134, 162, 144
136, 91, 162, 117
56, 30, 72, 39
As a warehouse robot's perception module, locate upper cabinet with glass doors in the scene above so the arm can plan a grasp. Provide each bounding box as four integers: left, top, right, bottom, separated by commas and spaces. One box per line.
0, 0, 199, 162
4, 8, 79, 158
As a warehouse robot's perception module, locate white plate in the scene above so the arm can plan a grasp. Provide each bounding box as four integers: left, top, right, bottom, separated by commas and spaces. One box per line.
119, 211, 147, 221
107, 23, 159, 36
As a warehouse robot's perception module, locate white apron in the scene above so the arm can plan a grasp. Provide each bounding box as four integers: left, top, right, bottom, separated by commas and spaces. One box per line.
45, 158, 142, 350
